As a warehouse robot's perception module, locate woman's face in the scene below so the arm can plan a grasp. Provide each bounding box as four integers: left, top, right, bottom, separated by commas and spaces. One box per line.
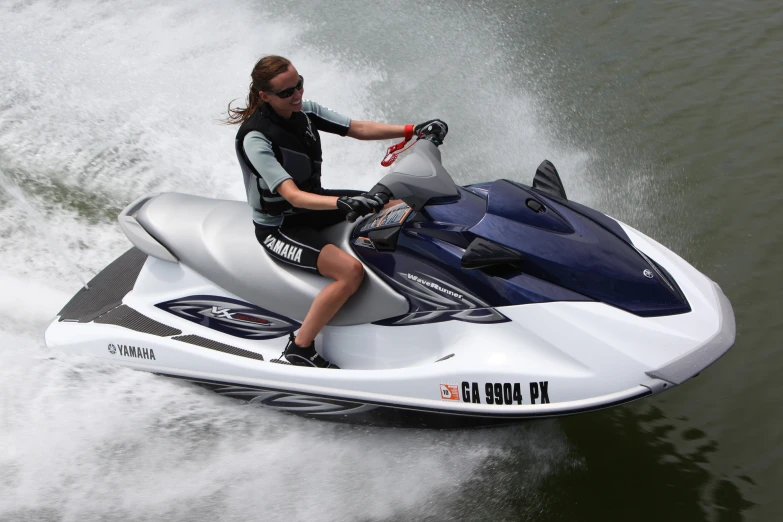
260, 65, 304, 117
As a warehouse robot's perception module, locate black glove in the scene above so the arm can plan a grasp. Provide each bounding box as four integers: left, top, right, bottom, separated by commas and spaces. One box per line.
337, 194, 384, 222
413, 119, 449, 145
364, 191, 389, 208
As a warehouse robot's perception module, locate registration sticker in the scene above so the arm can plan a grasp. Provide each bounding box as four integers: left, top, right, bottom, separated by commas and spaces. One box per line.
440, 384, 460, 401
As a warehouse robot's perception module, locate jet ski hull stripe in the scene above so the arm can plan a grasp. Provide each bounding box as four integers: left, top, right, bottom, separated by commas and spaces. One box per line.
160, 374, 652, 428
93, 305, 182, 337
58, 247, 148, 322
172, 334, 264, 361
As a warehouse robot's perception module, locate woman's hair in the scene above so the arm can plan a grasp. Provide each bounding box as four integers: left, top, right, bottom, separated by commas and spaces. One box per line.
224, 55, 292, 125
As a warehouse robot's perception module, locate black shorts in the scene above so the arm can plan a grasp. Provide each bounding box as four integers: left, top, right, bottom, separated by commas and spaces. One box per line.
254, 189, 362, 274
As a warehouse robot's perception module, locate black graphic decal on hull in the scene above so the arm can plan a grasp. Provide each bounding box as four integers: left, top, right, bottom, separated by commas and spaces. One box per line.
156, 296, 300, 340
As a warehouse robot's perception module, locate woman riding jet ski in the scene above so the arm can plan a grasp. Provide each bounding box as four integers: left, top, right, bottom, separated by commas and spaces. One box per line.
45, 68, 735, 428
226, 55, 443, 369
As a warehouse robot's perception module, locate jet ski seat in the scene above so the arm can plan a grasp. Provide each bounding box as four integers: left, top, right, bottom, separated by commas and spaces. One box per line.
131, 193, 409, 326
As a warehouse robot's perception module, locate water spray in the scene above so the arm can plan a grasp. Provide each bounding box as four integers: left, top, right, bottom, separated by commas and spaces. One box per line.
0, 166, 90, 290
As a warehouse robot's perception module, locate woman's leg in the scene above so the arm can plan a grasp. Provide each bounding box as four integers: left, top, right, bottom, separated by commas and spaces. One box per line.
294, 244, 364, 346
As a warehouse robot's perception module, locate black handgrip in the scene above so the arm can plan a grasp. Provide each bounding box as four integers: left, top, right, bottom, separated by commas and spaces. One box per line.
416, 120, 448, 146
346, 211, 360, 222
368, 183, 393, 201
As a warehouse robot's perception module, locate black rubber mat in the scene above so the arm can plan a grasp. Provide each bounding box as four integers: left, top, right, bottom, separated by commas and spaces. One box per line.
94, 305, 181, 337
58, 248, 148, 323
172, 335, 264, 361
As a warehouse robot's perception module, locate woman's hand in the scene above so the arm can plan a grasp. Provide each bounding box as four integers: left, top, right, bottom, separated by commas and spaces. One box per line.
337, 195, 384, 222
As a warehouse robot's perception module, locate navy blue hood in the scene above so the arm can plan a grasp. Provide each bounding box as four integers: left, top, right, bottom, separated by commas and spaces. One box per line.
466, 180, 690, 317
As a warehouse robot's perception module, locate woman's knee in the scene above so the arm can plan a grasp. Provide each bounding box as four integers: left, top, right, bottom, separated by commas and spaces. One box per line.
335, 255, 364, 289
346, 259, 365, 290
319, 245, 365, 285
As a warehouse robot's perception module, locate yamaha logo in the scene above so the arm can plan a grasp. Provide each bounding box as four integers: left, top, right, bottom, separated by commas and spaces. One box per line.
643, 269, 654, 279
112, 344, 156, 360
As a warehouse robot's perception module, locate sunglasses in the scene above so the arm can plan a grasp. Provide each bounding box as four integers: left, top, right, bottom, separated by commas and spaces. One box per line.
265, 75, 304, 99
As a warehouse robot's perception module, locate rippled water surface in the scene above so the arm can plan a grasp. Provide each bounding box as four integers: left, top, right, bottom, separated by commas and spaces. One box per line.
1, 1, 780, 520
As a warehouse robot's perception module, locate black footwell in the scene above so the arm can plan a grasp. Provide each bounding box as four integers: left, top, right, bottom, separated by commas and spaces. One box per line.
57, 247, 148, 322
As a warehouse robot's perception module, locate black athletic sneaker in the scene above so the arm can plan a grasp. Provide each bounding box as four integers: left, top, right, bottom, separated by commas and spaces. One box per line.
283, 333, 339, 369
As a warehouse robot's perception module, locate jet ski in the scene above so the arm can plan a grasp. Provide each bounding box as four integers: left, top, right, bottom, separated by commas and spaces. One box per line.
45, 124, 735, 428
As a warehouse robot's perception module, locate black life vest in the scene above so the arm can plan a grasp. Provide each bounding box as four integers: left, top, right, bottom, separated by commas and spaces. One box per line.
235, 103, 323, 216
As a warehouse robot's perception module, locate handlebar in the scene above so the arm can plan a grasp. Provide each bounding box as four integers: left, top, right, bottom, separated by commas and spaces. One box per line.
351, 119, 450, 221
